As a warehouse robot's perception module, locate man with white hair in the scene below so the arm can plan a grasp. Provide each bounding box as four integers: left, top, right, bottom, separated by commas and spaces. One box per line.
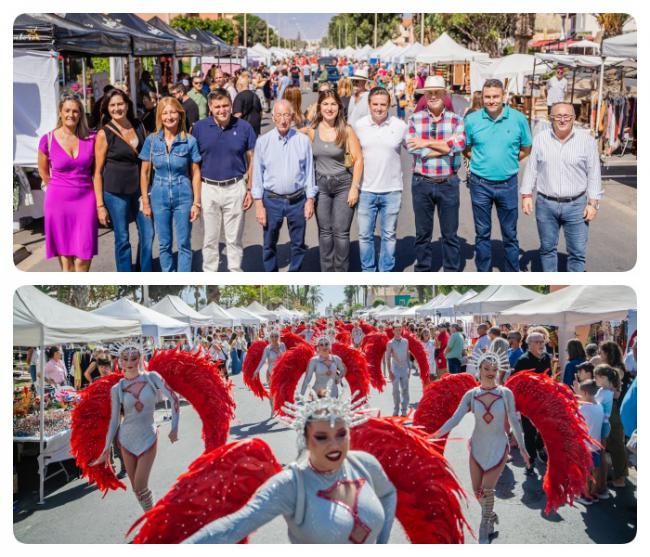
252, 100, 316, 271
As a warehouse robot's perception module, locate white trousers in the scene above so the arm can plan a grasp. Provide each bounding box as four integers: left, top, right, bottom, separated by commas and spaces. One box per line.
391, 372, 410, 415
201, 179, 246, 272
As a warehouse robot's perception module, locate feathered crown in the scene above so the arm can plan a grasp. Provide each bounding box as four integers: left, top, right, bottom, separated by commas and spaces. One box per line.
280, 386, 374, 451
109, 339, 151, 358
468, 338, 510, 375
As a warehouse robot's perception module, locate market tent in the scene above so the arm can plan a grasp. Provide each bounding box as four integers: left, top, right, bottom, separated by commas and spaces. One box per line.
602, 32, 637, 58
199, 303, 241, 327
14, 286, 142, 346
471, 54, 552, 94
416, 32, 488, 64
13, 13, 131, 54
498, 285, 636, 368
400, 305, 423, 318
246, 301, 279, 321
13, 286, 142, 503
185, 27, 222, 57
395, 42, 424, 64
435, 291, 466, 317
455, 285, 542, 315
377, 306, 409, 320
274, 305, 297, 323
129, 14, 204, 57
150, 295, 212, 327
414, 293, 447, 317
228, 307, 268, 326
450, 289, 479, 315
568, 39, 600, 54
92, 298, 190, 344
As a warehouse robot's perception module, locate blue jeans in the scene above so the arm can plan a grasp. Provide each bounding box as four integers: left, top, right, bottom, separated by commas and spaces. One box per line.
29, 364, 37, 383
448, 358, 462, 374
412, 174, 461, 271
357, 190, 402, 272
104, 191, 154, 272
468, 173, 520, 272
150, 182, 193, 272
262, 192, 307, 272
535, 193, 589, 272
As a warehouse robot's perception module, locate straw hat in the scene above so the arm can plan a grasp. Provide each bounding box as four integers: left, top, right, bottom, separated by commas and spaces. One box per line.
351, 67, 370, 81
415, 75, 447, 94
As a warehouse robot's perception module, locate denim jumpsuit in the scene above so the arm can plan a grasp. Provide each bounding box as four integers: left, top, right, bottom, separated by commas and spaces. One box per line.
140, 132, 201, 272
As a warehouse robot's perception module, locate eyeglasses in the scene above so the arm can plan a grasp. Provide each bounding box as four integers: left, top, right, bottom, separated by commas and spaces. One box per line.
273, 113, 293, 120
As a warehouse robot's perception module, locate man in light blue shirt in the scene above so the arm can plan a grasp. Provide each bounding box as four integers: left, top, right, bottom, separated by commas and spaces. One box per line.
277, 69, 292, 101
464, 79, 532, 272
252, 99, 316, 271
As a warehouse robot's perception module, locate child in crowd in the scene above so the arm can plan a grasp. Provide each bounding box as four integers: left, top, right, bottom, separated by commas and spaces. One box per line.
593, 365, 619, 499
576, 380, 604, 505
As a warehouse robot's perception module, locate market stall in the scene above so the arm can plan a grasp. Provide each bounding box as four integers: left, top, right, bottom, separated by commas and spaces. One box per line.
150, 295, 212, 336
455, 285, 542, 316
245, 301, 279, 322
414, 293, 448, 318
198, 303, 241, 328
228, 307, 268, 327
13, 286, 141, 503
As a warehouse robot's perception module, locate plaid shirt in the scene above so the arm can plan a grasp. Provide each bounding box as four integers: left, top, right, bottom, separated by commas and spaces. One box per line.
408, 109, 466, 178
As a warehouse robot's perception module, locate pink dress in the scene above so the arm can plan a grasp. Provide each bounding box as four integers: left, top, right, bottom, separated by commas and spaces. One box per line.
39, 132, 98, 260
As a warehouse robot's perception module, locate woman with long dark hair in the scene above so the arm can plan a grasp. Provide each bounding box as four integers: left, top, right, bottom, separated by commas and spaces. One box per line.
562, 338, 587, 385
307, 90, 363, 271
93, 88, 154, 272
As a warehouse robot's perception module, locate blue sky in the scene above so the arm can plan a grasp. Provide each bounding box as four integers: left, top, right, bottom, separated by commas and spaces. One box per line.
255, 13, 335, 40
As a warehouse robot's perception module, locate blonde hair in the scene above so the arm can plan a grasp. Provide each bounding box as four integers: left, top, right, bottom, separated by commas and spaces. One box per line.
56, 96, 90, 139
236, 76, 250, 93
282, 86, 303, 128
337, 77, 352, 97
155, 96, 187, 139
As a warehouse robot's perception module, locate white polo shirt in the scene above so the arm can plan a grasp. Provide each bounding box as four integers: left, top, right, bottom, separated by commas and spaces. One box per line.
353, 115, 408, 194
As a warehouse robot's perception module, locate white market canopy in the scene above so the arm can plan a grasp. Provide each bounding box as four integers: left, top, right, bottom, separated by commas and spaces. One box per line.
400, 304, 423, 318
414, 293, 448, 317
199, 303, 241, 327
451, 290, 479, 315
568, 39, 601, 53
455, 285, 542, 315
246, 301, 279, 321
436, 291, 467, 317
14, 286, 142, 346
602, 32, 637, 59
274, 305, 298, 323
92, 298, 190, 343
150, 295, 212, 327
395, 41, 424, 63
228, 307, 268, 326
534, 52, 634, 69
416, 32, 489, 64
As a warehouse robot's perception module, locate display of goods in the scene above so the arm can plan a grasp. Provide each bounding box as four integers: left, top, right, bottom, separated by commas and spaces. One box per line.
13, 409, 72, 438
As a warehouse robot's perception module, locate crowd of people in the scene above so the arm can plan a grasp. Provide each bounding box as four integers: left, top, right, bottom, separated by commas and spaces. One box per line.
37, 55, 602, 272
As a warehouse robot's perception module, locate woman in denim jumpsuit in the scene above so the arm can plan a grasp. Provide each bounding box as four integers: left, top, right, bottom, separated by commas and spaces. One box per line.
140, 97, 202, 272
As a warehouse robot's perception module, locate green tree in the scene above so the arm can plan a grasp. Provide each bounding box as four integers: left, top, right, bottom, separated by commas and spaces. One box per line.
232, 14, 279, 47
343, 285, 357, 308
372, 299, 386, 307
594, 13, 631, 39
37, 286, 119, 309
170, 15, 236, 44
148, 285, 186, 303
326, 14, 402, 48
306, 287, 323, 313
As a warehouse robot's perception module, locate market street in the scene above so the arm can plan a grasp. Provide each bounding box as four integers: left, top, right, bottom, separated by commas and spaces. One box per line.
13, 370, 637, 544
15, 93, 637, 273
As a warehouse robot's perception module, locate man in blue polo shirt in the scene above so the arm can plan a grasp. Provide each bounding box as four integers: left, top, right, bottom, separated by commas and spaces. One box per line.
464, 79, 532, 272
192, 88, 256, 272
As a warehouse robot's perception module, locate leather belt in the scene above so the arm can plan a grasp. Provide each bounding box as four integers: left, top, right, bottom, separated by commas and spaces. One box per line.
538, 191, 585, 203
265, 189, 306, 203
203, 175, 243, 186
415, 173, 457, 183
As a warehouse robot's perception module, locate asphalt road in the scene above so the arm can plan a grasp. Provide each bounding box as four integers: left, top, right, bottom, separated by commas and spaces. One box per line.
13, 369, 637, 544
16, 94, 636, 272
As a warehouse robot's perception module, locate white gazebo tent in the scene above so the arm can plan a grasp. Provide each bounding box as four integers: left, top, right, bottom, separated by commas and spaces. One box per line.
499, 285, 636, 368
451, 289, 479, 316
13, 286, 142, 503
455, 285, 542, 316
395, 42, 424, 64
416, 32, 488, 64
436, 291, 467, 318
246, 301, 279, 322
602, 32, 637, 58
568, 39, 601, 55
414, 293, 447, 318
228, 307, 268, 326
92, 298, 191, 345
199, 303, 241, 327
151, 295, 212, 328
471, 54, 553, 95
400, 305, 423, 318
274, 305, 297, 323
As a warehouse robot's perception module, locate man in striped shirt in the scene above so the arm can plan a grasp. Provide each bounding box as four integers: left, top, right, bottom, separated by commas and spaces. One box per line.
406, 76, 466, 272
521, 102, 603, 272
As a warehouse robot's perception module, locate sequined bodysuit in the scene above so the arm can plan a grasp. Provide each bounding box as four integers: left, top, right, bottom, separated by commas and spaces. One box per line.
255, 342, 287, 378
102, 371, 180, 457
300, 355, 346, 397
436, 386, 526, 471
184, 450, 397, 544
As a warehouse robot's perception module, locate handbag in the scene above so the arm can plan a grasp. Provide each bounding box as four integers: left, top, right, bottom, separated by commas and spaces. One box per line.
344, 132, 354, 168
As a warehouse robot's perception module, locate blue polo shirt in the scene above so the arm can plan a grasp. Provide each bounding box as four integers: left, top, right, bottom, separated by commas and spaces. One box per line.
464, 106, 532, 181
191, 116, 256, 181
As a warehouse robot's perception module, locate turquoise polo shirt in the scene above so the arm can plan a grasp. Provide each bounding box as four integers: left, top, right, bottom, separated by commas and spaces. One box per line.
464, 106, 532, 181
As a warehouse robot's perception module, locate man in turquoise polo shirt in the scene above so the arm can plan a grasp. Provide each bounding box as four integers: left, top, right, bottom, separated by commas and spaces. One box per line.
464, 79, 532, 272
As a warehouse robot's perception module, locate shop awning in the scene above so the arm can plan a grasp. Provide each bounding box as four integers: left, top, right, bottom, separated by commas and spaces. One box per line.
150, 295, 212, 327
108, 13, 193, 57
146, 16, 205, 57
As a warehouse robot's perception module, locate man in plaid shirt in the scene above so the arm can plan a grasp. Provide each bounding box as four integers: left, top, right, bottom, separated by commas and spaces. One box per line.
407, 76, 466, 272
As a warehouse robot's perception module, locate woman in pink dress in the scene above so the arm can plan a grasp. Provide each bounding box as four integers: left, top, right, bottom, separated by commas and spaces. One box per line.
37, 96, 97, 271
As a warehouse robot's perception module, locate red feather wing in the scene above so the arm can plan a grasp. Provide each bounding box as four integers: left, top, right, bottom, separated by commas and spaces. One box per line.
269, 343, 315, 414
242, 340, 270, 399
351, 417, 470, 543
147, 349, 235, 452
281, 331, 310, 350
361, 333, 388, 392
335, 331, 352, 345
70, 373, 126, 495
413, 373, 479, 450
385, 327, 394, 340
294, 323, 306, 334
359, 322, 376, 335
506, 371, 595, 514
332, 343, 371, 400
404, 332, 431, 388
129, 438, 282, 543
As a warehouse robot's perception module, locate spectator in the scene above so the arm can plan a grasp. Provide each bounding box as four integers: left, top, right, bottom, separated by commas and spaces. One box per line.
586, 343, 601, 366
170, 83, 200, 129
347, 68, 370, 125
233, 75, 263, 136
546, 67, 568, 113
445, 323, 465, 374
277, 69, 292, 102
40, 347, 67, 386
141, 92, 157, 133
507, 331, 524, 369
575, 379, 604, 505
189, 75, 209, 119
282, 86, 307, 128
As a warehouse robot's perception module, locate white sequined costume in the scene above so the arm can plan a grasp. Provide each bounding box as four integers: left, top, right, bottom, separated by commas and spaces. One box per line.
436, 386, 525, 472
102, 371, 180, 458
184, 450, 396, 544
254, 342, 287, 379
300, 355, 346, 397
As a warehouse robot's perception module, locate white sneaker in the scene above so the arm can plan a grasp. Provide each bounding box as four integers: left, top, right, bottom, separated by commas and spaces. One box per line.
575, 495, 593, 505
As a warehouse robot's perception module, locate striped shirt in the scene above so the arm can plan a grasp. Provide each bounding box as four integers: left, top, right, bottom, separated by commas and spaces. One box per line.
521, 127, 603, 200
408, 109, 465, 178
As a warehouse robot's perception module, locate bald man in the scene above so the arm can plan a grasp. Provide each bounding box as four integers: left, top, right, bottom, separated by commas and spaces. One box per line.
251, 100, 317, 271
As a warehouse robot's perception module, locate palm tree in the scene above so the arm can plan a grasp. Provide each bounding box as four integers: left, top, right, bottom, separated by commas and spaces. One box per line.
343, 285, 357, 308
307, 286, 323, 313
594, 13, 630, 39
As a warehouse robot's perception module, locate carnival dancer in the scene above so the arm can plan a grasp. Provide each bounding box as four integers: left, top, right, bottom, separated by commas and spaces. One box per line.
351, 320, 365, 348
253, 330, 287, 385
90, 343, 181, 512
432, 346, 530, 543
299, 321, 316, 342
300, 336, 347, 397
387, 327, 411, 416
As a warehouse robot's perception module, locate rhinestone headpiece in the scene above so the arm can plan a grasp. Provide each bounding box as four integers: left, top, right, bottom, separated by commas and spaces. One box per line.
469, 338, 511, 375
